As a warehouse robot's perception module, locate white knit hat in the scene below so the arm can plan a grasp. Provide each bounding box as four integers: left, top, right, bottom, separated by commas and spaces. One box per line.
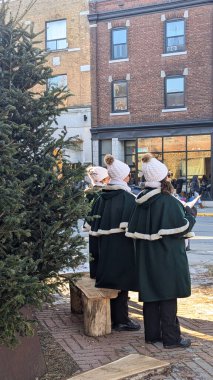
87, 166, 108, 185
142, 153, 168, 182
104, 154, 130, 180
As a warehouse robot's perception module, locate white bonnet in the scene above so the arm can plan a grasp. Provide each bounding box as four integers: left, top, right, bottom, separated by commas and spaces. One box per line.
87, 166, 108, 185
104, 154, 130, 181
142, 153, 168, 182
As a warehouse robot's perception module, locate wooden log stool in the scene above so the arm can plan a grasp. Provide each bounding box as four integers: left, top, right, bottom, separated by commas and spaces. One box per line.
62, 273, 119, 337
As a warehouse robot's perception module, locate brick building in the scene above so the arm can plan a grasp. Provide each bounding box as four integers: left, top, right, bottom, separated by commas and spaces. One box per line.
89, 0, 213, 197
9, 0, 92, 164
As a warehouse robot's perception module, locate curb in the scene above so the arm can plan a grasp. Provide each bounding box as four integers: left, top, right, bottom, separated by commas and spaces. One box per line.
197, 213, 213, 217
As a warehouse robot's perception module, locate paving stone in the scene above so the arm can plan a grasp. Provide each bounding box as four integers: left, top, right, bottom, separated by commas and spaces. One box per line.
35, 219, 213, 379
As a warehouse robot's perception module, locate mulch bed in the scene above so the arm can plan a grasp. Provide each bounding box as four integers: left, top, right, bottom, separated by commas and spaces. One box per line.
38, 324, 79, 380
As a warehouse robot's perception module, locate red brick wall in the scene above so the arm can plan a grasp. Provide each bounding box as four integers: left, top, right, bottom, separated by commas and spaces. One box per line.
89, 0, 178, 14
90, 2, 213, 128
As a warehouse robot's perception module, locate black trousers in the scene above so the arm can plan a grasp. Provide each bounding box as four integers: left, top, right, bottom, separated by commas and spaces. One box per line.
110, 290, 129, 324
143, 299, 181, 345
89, 236, 99, 279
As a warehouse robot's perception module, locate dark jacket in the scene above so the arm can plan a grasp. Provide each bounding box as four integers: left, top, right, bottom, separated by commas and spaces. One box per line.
86, 186, 137, 291
126, 188, 196, 302
84, 185, 103, 279
190, 176, 200, 193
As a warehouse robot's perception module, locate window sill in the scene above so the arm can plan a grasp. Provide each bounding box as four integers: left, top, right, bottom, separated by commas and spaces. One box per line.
110, 112, 130, 116
46, 47, 80, 53
109, 58, 129, 63
161, 51, 187, 57
162, 108, 187, 113
47, 49, 67, 53
67, 48, 81, 52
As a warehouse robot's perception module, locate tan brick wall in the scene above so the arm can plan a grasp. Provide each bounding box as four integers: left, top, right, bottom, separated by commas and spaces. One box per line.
89, 1, 213, 127
10, 0, 91, 108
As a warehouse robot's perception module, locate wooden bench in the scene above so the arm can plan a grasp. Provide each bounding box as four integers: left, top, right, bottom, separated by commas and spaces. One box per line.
61, 273, 119, 337
69, 354, 170, 380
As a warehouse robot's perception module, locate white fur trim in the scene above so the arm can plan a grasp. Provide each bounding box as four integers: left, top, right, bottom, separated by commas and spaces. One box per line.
105, 184, 131, 193
82, 222, 91, 232
126, 231, 162, 240
145, 181, 161, 188
125, 219, 189, 240
120, 222, 128, 229
136, 188, 161, 204
184, 231, 195, 238
158, 219, 189, 235
89, 227, 125, 236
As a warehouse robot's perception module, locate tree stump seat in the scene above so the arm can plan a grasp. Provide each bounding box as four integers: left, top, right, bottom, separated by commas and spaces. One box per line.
61, 273, 119, 337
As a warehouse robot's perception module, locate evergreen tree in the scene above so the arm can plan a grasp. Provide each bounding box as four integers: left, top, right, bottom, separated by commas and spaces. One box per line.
0, 2, 88, 346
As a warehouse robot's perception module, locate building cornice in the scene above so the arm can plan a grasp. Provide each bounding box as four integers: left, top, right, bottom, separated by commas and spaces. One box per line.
91, 119, 213, 136
88, 0, 213, 22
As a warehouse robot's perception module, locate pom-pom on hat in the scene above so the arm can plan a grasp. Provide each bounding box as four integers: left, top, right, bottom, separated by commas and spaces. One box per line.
87, 166, 108, 185
142, 153, 168, 182
104, 154, 130, 180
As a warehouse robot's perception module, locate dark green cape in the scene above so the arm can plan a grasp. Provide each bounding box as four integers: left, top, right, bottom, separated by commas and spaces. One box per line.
84, 185, 103, 204
84, 185, 103, 279
127, 188, 196, 302
87, 187, 137, 291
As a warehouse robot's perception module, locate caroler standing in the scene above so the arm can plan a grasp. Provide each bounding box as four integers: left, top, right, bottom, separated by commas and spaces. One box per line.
126, 153, 195, 348
86, 155, 140, 331
84, 166, 110, 279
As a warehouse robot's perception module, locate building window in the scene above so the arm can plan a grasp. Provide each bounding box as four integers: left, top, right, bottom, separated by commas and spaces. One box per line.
111, 28, 127, 60
165, 76, 185, 108
99, 140, 112, 166
124, 135, 212, 198
125, 141, 137, 183
48, 74, 67, 89
46, 19, 67, 51
112, 81, 128, 112
165, 19, 185, 53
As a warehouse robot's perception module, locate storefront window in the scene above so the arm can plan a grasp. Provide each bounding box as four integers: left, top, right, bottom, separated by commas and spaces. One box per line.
125, 155, 136, 167
124, 141, 136, 183
164, 152, 186, 180
187, 135, 211, 151
138, 137, 162, 153
123, 134, 211, 198
164, 136, 186, 151
187, 151, 211, 179
99, 140, 112, 166
125, 141, 136, 155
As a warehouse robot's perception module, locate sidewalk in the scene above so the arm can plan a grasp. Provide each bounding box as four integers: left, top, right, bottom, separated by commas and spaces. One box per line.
36, 218, 213, 380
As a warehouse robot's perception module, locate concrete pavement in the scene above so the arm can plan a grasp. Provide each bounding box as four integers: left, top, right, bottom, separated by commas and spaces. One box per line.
36, 216, 213, 380
189, 216, 213, 258
197, 201, 213, 216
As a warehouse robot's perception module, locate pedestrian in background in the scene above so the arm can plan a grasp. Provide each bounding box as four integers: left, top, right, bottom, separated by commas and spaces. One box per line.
127, 153, 196, 348
190, 175, 204, 208
85, 155, 140, 331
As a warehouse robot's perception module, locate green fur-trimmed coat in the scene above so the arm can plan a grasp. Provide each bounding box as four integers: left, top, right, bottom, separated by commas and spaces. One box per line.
86, 186, 137, 291
84, 185, 103, 279
126, 188, 196, 302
